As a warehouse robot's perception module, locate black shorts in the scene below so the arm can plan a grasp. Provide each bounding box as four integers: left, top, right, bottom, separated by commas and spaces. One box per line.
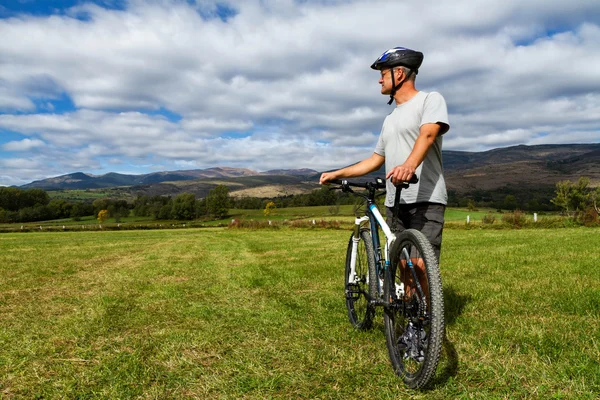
386, 203, 446, 261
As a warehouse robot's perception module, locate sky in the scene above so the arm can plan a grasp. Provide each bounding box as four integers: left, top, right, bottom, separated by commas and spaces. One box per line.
1, 0, 600, 187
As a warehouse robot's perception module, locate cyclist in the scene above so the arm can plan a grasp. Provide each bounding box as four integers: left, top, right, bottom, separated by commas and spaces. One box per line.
320, 46, 450, 288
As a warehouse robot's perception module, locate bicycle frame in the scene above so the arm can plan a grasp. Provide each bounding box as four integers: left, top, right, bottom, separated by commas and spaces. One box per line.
349, 201, 395, 286
339, 176, 419, 304
344, 181, 403, 302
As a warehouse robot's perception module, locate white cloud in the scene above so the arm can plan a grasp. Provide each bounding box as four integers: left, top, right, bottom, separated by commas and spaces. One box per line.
2, 138, 46, 151
0, 0, 599, 186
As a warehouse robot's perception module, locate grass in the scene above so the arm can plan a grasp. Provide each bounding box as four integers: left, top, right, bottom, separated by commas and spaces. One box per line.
231, 206, 557, 226
48, 189, 134, 201
1, 205, 564, 232
1, 227, 599, 398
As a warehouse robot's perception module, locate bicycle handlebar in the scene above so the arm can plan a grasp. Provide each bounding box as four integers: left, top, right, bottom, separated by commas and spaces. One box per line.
327, 175, 419, 218
327, 175, 418, 189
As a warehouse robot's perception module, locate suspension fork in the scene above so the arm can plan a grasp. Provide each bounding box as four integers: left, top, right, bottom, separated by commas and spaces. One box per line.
366, 202, 405, 303
348, 215, 370, 284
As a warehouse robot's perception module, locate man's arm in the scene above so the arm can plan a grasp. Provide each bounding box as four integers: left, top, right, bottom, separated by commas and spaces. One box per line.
386, 123, 445, 185
320, 153, 385, 184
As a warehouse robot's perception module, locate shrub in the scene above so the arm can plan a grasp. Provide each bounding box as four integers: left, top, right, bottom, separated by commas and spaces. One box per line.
288, 219, 342, 229
481, 212, 496, 225
328, 204, 340, 215
228, 219, 279, 230
578, 207, 599, 227
467, 200, 478, 211
501, 210, 527, 228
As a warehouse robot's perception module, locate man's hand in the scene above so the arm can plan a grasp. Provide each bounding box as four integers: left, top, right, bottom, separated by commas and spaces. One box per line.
386, 163, 416, 185
319, 172, 338, 185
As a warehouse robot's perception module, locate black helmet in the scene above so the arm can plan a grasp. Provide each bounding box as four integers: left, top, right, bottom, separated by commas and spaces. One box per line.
371, 47, 423, 74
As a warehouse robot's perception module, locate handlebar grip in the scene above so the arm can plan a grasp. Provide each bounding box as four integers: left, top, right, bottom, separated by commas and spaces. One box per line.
393, 174, 419, 188
393, 175, 419, 219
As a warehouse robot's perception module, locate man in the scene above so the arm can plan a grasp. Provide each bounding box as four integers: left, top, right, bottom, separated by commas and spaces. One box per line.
319, 47, 449, 262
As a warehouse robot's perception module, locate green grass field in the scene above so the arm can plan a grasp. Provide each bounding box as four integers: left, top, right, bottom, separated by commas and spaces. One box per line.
1, 205, 558, 233
1, 227, 599, 398
231, 206, 530, 223
48, 189, 134, 201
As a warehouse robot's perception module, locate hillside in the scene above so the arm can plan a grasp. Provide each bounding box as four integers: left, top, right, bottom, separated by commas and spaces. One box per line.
21, 167, 272, 190
20, 143, 600, 198
443, 143, 600, 192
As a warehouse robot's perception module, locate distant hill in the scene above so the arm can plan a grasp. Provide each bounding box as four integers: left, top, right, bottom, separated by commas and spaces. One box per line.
22, 167, 310, 190
442, 143, 600, 192
20, 143, 600, 197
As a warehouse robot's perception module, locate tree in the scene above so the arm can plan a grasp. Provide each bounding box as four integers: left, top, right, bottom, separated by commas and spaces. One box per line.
307, 186, 337, 206
97, 209, 109, 224
93, 199, 111, 216
158, 204, 172, 220
48, 199, 72, 219
21, 189, 49, 208
149, 196, 171, 219
551, 177, 591, 215
171, 193, 196, 220
0, 187, 49, 211
264, 201, 276, 217
467, 200, 477, 211
133, 195, 150, 217
206, 185, 230, 218
0, 188, 20, 211
108, 200, 129, 222
503, 194, 518, 211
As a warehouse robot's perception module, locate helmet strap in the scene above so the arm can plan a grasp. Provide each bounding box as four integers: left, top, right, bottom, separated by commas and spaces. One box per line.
387, 68, 414, 105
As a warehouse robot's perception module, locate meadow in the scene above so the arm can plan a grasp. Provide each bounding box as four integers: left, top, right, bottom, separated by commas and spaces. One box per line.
1, 226, 599, 399
0, 205, 547, 232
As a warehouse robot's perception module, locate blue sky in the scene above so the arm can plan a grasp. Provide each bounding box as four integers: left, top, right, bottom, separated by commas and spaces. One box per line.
1, 0, 600, 186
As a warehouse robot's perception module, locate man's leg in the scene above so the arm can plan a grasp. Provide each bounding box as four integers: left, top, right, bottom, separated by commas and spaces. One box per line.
408, 203, 445, 263
387, 204, 445, 299
408, 203, 445, 301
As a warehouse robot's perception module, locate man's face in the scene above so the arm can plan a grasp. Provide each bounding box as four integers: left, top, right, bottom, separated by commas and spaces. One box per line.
378, 68, 401, 95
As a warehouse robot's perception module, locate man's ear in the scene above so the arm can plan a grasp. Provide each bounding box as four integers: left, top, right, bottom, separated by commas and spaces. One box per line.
395, 68, 404, 81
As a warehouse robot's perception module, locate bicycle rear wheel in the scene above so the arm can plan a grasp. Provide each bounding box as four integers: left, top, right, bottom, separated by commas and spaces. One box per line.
345, 228, 377, 330
383, 229, 445, 389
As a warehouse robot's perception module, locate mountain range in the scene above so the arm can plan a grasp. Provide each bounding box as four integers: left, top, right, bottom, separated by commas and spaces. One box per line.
21, 143, 600, 198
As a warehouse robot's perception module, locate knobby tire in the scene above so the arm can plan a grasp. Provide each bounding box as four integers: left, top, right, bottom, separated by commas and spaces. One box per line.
383, 229, 445, 389
345, 229, 377, 330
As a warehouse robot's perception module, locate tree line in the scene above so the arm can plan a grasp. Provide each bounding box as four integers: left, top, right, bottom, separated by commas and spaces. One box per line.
0, 185, 232, 223
131, 185, 230, 220
2, 178, 598, 224
0, 187, 93, 223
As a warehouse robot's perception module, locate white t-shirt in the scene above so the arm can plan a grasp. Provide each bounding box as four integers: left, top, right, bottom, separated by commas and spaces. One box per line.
374, 91, 449, 206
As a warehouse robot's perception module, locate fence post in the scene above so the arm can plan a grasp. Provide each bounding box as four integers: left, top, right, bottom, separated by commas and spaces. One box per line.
534, 213, 538, 222
466, 215, 470, 224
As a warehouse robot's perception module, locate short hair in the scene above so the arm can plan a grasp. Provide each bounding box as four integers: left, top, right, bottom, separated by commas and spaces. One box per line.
398, 66, 416, 82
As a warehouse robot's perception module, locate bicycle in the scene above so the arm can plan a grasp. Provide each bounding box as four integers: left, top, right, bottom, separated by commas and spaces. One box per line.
329, 176, 445, 389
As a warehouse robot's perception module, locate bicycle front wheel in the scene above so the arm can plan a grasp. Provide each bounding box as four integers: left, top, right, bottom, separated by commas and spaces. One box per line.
383, 229, 445, 389
345, 228, 377, 330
